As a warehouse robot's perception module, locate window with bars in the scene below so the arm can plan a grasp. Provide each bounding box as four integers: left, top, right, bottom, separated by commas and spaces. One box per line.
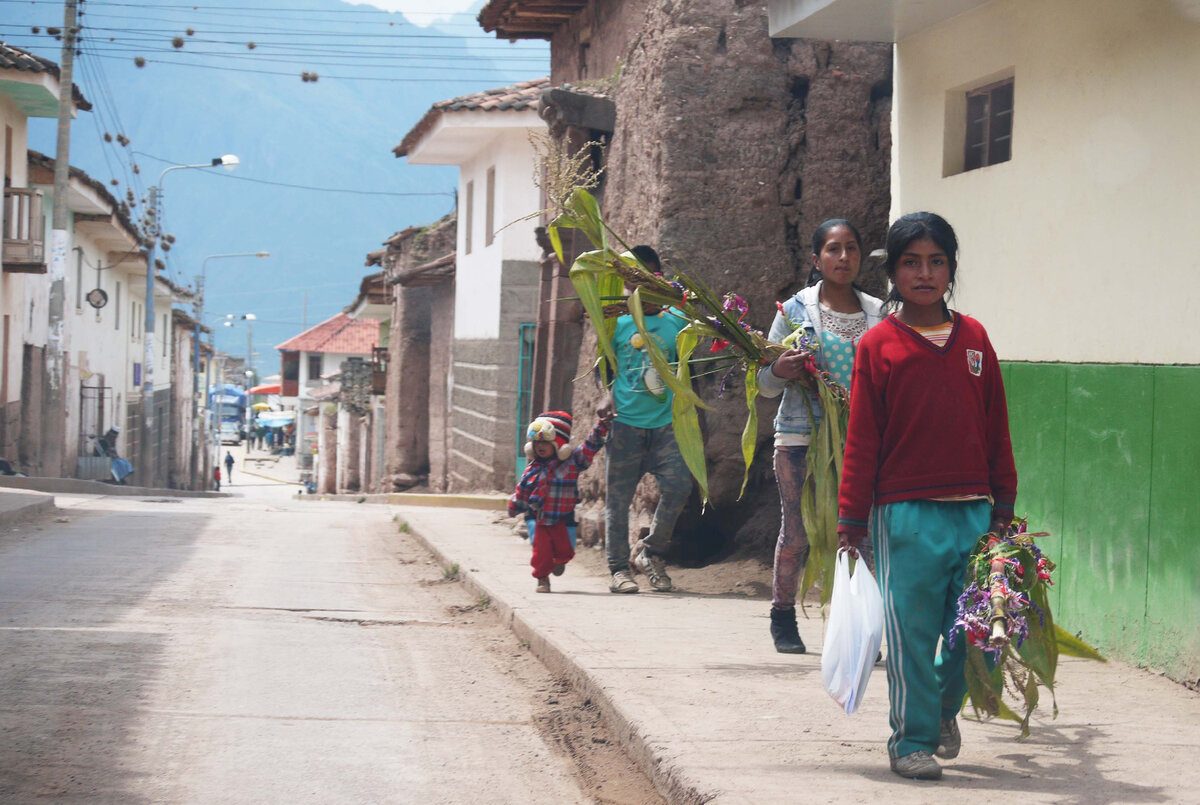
964, 79, 1014, 172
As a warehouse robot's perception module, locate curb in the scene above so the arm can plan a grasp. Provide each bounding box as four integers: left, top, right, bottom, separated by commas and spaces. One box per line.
0, 477, 229, 498
401, 517, 712, 805
0, 496, 57, 529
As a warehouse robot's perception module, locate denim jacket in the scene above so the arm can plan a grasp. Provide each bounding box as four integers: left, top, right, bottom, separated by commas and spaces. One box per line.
756, 283, 884, 441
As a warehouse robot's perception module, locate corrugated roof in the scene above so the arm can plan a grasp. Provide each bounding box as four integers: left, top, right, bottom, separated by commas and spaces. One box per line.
275, 313, 379, 355
0, 41, 92, 111
393, 77, 549, 157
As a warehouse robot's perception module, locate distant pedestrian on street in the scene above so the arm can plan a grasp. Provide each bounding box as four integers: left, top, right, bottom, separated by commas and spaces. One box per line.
599, 245, 692, 595
213, 465, 221, 492
508, 408, 611, 593
757, 219, 884, 654
837, 213, 1017, 781
224, 451, 235, 484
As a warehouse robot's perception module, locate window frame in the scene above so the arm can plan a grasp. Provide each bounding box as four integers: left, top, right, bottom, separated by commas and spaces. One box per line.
962, 77, 1014, 172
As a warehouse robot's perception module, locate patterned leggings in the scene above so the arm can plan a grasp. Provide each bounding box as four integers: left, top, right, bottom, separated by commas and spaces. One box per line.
771, 446, 873, 609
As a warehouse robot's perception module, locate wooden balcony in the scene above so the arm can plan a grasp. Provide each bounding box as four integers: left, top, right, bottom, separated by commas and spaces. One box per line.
3, 188, 47, 273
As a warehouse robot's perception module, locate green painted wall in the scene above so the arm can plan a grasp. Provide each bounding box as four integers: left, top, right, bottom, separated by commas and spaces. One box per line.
1002, 362, 1200, 683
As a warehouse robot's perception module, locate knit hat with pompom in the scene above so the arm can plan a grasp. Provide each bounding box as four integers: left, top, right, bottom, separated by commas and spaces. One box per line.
524, 411, 572, 460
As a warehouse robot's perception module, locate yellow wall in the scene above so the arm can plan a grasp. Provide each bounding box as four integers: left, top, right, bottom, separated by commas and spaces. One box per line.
892, 0, 1200, 363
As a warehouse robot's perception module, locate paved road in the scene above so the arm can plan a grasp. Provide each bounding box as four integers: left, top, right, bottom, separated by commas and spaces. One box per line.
0, 482, 593, 804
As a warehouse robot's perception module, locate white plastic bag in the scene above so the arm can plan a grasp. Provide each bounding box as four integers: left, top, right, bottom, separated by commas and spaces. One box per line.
821, 550, 885, 714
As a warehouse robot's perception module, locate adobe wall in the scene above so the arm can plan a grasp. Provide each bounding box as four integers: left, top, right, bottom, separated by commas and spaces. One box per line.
381, 215, 456, 491
558, 0, 892, 558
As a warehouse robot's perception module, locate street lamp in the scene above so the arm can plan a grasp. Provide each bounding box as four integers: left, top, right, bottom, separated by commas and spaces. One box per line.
141, 153, 238, 488
194, 251, 268, 487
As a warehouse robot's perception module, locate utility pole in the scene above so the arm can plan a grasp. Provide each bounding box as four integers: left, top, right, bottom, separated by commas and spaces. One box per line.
140, 184, 160, 487
46, 0, 79, 478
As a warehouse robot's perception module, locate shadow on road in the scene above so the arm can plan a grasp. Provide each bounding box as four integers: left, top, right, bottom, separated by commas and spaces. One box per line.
0, 502, 213, 802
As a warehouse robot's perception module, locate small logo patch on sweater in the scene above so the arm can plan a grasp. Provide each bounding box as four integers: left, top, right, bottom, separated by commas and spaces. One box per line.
966, 349, 983, 376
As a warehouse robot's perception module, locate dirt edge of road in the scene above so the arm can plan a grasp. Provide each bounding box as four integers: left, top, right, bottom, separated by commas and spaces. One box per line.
395, 519, 669, 805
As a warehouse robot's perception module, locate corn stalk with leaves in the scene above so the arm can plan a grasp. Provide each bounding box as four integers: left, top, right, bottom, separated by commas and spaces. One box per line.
547, 189, 785, 504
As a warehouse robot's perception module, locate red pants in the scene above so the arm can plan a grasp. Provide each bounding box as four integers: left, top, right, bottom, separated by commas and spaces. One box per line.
530, 520, 574, 579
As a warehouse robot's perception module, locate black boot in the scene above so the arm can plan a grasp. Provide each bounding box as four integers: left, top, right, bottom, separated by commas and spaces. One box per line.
770, 607, 806, 654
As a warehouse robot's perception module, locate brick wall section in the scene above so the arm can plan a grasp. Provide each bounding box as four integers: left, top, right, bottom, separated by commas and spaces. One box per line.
447, 259, 539, 493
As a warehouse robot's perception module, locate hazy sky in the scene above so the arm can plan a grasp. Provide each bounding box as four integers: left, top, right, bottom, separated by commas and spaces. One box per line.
348, 0, 484, 27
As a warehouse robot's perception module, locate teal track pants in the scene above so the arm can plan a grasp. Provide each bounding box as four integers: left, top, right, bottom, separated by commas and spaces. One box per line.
870, 499, 990, 758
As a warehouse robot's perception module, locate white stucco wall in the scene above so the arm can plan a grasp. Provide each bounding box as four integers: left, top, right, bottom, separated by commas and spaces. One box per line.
453, 127, 542, 341
1, 93, 32, 406
892, 0, 1200, 363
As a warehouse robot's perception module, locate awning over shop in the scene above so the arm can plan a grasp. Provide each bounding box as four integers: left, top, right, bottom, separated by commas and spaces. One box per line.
249, 383, 281, 395
256, 411, 296, 429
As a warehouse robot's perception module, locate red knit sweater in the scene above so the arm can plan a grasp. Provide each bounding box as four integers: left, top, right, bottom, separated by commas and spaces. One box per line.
837, 312, 1017, 538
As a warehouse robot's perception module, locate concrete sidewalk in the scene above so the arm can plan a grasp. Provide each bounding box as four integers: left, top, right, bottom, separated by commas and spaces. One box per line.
393, 504, 1200, 805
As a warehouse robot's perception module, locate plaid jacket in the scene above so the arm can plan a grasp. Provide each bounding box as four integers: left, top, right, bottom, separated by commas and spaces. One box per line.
508, 420, 609, 525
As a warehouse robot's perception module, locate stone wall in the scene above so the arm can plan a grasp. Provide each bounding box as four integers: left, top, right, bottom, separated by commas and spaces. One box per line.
551, 0, 893, 558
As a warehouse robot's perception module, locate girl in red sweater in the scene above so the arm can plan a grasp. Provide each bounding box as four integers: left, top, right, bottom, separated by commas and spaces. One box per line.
836, 212, 1017, 781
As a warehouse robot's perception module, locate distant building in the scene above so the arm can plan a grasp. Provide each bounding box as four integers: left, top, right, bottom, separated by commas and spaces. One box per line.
275, 312, 379, 490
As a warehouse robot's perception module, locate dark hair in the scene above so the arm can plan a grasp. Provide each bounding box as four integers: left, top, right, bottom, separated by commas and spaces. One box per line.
882, 212, 958, 312
631, 244, 661, 272
806, 219, 863, 288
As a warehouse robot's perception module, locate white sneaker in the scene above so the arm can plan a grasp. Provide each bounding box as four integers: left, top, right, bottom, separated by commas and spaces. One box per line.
608, 570, 639, 594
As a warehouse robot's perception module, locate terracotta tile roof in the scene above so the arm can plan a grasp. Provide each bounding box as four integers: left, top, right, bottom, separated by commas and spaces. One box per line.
275, 313, 378, 355
478, 1, 587, 39
0, 41, 92, 110
393, 77, 549, 157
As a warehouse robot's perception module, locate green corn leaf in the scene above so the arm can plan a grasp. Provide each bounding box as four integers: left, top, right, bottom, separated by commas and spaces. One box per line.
672, 324, 708, 503
738, 365, 759, 500
1053, 624, 1107, 661
628, 288, 710, 410
568, 250, 620, 372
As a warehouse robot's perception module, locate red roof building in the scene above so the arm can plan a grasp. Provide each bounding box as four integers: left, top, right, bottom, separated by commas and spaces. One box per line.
275, 313, 378, 355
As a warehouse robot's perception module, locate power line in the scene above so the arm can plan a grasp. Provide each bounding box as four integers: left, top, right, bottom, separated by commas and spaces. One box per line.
131, 152, 456, 198
1, 0, 477, 14
81, 51, 538, 82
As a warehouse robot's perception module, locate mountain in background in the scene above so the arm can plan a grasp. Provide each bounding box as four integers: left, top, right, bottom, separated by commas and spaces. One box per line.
3, 0, 547, 364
